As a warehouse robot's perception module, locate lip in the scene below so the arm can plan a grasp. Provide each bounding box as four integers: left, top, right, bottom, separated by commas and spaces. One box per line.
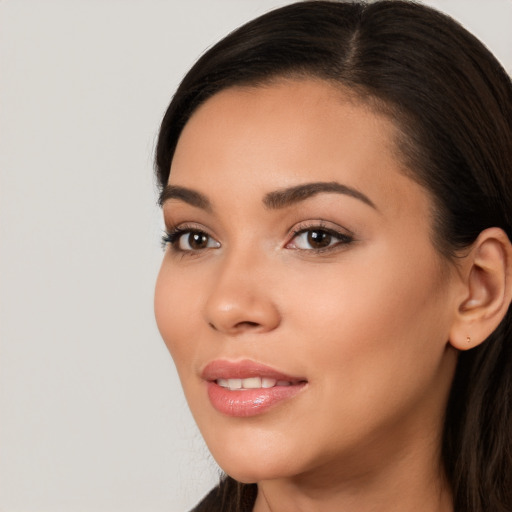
202, 359, 307, 417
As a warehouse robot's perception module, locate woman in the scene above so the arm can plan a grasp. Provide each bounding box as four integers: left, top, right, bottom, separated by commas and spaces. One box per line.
154, 1, 512, 511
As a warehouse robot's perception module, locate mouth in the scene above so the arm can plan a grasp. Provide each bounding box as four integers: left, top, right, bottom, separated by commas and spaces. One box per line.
216, 377, 298, 390
201, 360, 307, 417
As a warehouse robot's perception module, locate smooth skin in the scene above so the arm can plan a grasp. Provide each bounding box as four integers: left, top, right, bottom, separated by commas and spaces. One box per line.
155, 79, 512, 512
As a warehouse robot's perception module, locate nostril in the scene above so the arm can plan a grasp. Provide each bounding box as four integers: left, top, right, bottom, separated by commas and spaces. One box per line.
208, 320, 261, 332
208, 320, 260, 330
208, 319, 267, 333
235, 321, 261, 329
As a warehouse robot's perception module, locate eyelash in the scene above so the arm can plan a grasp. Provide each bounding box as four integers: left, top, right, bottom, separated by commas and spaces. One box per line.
161, 225, 218, 252
161, 222, 354, 254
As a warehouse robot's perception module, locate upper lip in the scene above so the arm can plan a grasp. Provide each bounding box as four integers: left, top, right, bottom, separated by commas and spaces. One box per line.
201, 359, 306, 383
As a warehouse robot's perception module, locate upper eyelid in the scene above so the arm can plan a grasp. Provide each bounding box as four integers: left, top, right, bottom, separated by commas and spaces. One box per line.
163, 223, 218, 242
290, 227, 353, 241
288, 219, 354, 237
165, 221, 214, 234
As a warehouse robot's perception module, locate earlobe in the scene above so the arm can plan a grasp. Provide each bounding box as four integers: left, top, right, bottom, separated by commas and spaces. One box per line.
449, 227, 512, 351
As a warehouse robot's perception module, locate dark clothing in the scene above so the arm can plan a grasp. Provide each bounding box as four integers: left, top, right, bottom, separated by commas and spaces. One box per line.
191, 477, 257, 512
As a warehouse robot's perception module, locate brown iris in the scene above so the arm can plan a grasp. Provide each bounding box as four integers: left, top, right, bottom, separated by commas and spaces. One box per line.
307, 230, 332, 249
187, 231, 209, 250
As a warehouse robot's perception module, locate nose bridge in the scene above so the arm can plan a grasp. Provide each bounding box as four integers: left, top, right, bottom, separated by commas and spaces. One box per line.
204, 242, 280, 334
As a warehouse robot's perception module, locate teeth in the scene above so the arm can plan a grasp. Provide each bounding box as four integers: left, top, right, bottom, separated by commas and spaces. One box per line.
228, 378, 242, 390
242, 377, 262, 389
262, 378, 277, 388
216, 377, 290, 389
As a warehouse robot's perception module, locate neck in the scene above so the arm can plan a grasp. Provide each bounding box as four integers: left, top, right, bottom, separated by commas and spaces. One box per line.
253, 434, 453, 512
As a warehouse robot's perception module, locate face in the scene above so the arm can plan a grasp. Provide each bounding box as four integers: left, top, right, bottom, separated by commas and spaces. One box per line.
155, 79, 460, 485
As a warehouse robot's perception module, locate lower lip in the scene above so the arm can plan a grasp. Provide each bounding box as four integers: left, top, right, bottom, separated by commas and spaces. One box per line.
206, 381, 306, 417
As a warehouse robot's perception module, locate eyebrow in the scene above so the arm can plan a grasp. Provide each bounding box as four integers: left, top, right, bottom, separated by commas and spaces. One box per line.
158, 185, 212, 211
159, 181, 376, 211
263, 181, 377, 210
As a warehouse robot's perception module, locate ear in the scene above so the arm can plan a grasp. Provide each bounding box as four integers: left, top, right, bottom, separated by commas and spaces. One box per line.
449, 227, 512, 350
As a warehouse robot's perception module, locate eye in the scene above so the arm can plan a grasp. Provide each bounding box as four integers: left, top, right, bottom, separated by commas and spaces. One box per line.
162, 228, 220, 252
287, 226, 353, 251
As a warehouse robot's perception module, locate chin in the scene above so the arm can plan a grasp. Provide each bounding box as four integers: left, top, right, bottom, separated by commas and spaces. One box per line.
189, 386, 322, 484
202, 425, 304, 484
218, 459, 292, 485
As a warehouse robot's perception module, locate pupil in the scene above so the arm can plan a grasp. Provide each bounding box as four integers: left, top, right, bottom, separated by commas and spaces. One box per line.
189, 232, 208, 249
307, 230, 331, 248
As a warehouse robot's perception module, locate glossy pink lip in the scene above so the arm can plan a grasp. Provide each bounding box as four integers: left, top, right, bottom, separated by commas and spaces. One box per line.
202, 359, 304, 382
202, 359, 307, 417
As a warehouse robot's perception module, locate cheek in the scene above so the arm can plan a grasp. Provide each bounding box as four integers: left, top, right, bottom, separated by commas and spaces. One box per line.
287, 245, 452, 384
272, 247, 455, 463
154, 261, 199, 366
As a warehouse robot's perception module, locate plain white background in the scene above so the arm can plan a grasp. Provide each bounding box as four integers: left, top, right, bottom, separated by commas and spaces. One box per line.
1, 1, 511, 511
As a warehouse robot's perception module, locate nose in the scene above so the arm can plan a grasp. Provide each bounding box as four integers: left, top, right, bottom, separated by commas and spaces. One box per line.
204, 251, 281, 335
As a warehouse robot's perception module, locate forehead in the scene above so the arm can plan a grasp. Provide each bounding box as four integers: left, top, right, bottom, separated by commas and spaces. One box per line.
169, 79, 429, 219
173, 80, 399, 171
177, 79, 397, 148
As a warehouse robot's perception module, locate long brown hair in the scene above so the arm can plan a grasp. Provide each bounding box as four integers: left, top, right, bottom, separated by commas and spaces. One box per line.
155, 2, 512, 511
